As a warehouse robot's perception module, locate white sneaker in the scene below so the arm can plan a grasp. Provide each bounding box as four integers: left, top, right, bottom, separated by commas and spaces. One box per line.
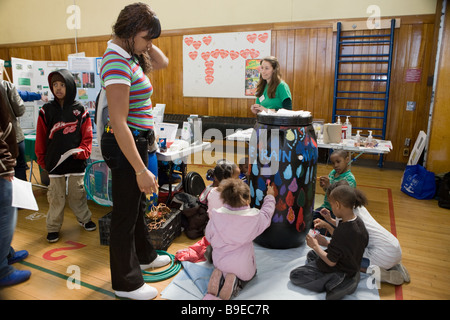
140, 254, 171, 270
115, 283, 158, 300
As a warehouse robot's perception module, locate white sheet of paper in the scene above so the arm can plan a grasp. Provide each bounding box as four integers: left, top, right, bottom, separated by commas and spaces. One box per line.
12, 178, 39, 211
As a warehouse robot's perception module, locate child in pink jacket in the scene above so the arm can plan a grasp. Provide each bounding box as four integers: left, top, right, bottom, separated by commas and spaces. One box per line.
205, 179, 275, 300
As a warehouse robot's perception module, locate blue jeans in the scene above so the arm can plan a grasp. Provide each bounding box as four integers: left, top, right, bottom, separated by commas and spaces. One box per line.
0, 178, 18, 279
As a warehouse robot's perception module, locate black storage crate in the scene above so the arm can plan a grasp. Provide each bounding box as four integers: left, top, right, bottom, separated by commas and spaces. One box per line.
98, 209, 182, 250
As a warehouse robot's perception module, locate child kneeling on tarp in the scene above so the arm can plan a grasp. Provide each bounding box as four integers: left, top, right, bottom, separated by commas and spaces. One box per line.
204, 179, 275, 300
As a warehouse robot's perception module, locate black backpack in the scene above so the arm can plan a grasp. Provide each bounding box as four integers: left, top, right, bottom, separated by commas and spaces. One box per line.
438, 172, 450, 209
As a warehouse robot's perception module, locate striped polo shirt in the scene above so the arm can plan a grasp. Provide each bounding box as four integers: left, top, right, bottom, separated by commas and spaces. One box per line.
100, 40, 154, 130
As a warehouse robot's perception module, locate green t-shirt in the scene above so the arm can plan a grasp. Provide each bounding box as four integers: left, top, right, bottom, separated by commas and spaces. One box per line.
322, 169, 357, 211
256, 81, 292, 110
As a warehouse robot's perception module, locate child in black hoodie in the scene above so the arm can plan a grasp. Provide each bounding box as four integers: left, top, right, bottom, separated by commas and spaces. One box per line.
35, 69, 95, 243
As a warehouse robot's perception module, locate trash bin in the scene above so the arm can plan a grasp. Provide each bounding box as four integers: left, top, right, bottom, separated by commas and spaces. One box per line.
249, 113, 318, 249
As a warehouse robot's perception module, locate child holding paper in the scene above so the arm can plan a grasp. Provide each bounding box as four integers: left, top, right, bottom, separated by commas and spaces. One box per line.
35, 69, 95, 243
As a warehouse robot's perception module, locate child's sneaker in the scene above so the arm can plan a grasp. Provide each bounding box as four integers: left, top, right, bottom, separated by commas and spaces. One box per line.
219, 273, 238, 300
79, 220, 96, 231
47, 232, 59, 243
207, 268, 223, 297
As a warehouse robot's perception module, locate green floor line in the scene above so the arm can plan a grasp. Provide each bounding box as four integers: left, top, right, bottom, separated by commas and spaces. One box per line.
19, 260, 116, 298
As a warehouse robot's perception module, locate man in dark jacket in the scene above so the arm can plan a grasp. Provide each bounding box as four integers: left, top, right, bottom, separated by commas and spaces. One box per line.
0, 91, 31, 288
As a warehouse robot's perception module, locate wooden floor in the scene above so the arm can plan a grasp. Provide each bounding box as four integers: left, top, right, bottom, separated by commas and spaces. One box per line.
1, 145, 450, 301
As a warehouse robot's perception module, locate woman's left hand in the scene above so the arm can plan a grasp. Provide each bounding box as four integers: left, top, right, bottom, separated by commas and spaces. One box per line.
136, 169, 159, 194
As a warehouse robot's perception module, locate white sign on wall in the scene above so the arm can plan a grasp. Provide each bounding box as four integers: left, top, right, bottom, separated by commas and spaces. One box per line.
183, 30, 271, 98
11, 57, 68, 131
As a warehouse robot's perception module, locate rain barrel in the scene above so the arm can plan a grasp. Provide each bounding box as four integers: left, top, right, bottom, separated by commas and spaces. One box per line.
249, 113, 318, 249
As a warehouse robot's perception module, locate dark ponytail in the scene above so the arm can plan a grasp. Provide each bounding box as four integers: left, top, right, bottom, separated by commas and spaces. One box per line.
329, 184, 368, 209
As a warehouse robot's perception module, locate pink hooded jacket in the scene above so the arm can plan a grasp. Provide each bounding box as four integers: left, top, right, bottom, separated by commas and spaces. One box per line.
205, 195, 275, 281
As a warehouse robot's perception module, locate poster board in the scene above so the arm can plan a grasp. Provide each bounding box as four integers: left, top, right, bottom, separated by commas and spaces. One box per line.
11, 57, 101, 136
11, 58, 68, 132
183, 30, 271, 98
68, 56, 102, 136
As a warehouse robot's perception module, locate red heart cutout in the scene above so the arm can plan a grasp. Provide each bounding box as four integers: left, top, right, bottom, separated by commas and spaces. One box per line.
205, 75, 214, 84
202, 35, 212, 45
205, 67, 214, 76
188, 51, 198, 60
240, 49, 250, 59
250, 49, 260, 59
247, 33, 257, 43
230, 50, 239, 60
258, 33, 269, 43
205, 60, 214, 68
201, 51, 211, 60
219, 49, 229, 59
184, 37, 193, 46
211, 49, 220, 59
193, 41, 202, 50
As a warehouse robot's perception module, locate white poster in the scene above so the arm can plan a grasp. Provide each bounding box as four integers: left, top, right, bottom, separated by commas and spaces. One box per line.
11, 58, 68, 131
68, 56, 102, 136
183, 30, 271, 98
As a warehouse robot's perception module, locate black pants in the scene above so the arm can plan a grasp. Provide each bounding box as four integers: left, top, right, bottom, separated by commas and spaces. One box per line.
15, 141, 27, 181
101, 131, 157, 291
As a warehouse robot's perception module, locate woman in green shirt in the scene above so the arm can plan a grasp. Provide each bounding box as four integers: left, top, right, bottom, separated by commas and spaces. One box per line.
250, 56, 292, 114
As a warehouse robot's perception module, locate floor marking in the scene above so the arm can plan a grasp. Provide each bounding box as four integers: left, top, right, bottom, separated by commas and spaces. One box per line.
18, 260, 116, 298
360, 184, 403, 300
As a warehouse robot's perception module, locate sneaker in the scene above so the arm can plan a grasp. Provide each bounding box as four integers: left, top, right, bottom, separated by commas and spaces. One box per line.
79, 220, 96, 231
140, 254, 171, 270
207, 268, 223, 297
0, 269, 31, 287
393, 263, 410, 283
47, 232, 59, 243
115, 283, 158, 300
219, 273, 238, 300
379, 267, 404, 285
8, 250, 29, 265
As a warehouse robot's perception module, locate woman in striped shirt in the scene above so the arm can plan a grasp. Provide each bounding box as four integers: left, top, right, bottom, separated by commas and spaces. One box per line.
100, 3, 169, 300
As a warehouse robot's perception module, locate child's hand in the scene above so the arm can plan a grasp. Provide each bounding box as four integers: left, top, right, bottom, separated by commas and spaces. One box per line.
313, 218, 328, 230
319, 208, 332, 222
266, 183, 275, 196
314, 234, 329, 247
305, 234, 319, 249
319, 176, 330, 188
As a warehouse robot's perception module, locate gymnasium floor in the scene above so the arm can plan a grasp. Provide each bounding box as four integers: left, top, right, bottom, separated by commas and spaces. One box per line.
1, 145, 449, 301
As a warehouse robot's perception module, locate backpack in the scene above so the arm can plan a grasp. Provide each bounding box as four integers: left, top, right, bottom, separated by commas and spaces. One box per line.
438, 172, 450, 209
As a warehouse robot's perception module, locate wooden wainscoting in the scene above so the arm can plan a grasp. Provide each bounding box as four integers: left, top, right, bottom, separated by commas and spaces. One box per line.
0, 15, 437, 164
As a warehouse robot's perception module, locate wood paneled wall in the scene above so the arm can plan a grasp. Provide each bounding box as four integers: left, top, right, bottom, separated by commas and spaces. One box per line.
0, 15, 436, 164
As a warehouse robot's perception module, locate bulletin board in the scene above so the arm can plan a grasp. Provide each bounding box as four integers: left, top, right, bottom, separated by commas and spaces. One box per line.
183, 30, 271, 98
11, 57, 68, 132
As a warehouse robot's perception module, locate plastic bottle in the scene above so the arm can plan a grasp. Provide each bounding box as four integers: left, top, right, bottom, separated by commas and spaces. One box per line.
336, 116, 341, 124
345, 116, 352, 138
367, 130, 373, 147
341, 122, 347, 139
355, 130, 361, 146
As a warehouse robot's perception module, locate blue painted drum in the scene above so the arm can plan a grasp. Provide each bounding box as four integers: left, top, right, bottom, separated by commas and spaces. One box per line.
249, 113, 318, 249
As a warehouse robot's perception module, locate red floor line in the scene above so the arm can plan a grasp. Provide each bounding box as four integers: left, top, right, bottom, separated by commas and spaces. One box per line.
359, 184, 403, 300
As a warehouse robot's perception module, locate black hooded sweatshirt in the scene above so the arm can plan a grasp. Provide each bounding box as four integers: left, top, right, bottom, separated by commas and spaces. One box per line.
35, 69, 92, 175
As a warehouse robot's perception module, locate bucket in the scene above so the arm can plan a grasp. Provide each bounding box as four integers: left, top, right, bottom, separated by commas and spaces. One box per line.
249, 113, 318, 249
